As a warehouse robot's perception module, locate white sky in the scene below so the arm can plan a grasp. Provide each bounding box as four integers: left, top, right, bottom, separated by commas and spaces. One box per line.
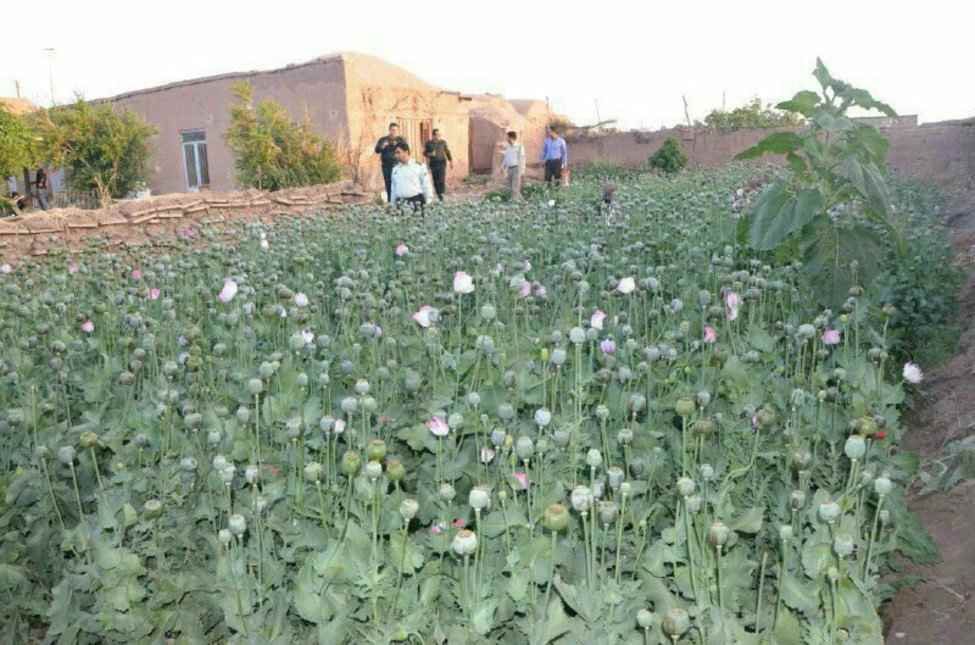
2, 0, 973, 129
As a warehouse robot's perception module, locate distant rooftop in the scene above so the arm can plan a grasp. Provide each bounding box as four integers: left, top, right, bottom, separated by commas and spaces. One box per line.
0, 97, 38, 115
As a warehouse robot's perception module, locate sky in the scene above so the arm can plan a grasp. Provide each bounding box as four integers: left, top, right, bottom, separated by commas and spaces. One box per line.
2, 0, 973, 129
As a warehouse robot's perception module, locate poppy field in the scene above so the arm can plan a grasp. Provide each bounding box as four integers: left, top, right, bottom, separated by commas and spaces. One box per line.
0, 165, 944, 644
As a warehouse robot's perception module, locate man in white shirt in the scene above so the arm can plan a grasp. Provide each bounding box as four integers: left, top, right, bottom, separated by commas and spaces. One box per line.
499, 131, 525, 200
391, 142, 433, 216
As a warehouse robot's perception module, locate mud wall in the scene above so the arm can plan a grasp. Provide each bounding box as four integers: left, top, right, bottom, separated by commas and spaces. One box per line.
567, 122, 975, 189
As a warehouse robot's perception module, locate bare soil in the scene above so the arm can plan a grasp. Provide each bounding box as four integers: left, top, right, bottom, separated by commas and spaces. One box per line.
885, 196, 975, 644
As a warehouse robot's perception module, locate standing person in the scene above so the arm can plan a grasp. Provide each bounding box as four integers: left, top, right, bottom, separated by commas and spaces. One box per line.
34, 167, 49, 210
374, 123, 406, 204
541, 127, 568, 188
390, 142, 433, 216
499, 131, 525, 200
423, 128, 453, 202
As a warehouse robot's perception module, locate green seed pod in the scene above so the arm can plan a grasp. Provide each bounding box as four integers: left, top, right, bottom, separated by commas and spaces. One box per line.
779, 525, 794, 542
79, 431, 98, 449
228, 513, 247, 537
451, 529, 478, 556
675, 398, 696, 418
247, 378, 264, 395
386, 458, 405, 482
366, 439, 387, 462
818, 501, 841, 524
692, 417, 714, 434
515, 436, 535, 461
570, 486, 593, 512
439, 483, 456, 502
399, 498, 419, 522
469, 486, 491, 511
833, 533, 855, 559
677, 477, 696, 498
542, 503, 570, 532
598, 501, 619, 525
143, 498, 163, 519
340, 451, 361, 477
874, 475, 893, 497
790, 490, 806, 511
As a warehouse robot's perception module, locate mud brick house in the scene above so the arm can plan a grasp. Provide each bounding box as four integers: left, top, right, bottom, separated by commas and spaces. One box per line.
100, 53, 556, 196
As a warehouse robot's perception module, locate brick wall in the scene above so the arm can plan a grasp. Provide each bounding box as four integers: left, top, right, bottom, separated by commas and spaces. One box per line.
567, 122, 975, 189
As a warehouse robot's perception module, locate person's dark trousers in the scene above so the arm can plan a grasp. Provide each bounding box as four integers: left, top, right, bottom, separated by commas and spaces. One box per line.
430, 161, 447, 201
397, 193, 426, 216
544, 159, 563, 186
382, 164, 395, 203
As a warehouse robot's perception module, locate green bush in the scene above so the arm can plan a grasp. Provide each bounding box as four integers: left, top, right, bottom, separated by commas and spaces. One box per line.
225, 82, 341, 191
702, 97, 804, 131
36, 100, 155, 206
648, 138, 687, 174
0, 106, 39, 179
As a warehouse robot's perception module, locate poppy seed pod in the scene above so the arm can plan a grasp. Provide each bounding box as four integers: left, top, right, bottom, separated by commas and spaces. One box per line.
143, 498, 163, 519
790, 490, 806, 510
677, 477, 696, 498
637, 608, 655, 629
399, 498, 419, 522
57, 446, 76, 465
451, 529, 478, 556
515, 436, 535, 461
598, 501, 620, 525
662, 608, 690, 638
366, 439, 387, 462
386, 458, 405, 482
362, 461, 381, 481
469, 486, 491, 511
79, 431, 98, 449
708, 521, 731, 548
586, 449, 603, 469
340, 451, 361, 476
218, 529, 233, 546
439, 483, 456, 502
570, 486, 593, 512
617, 428, 634, 445
818, 501, 842, 524
844, 435, 866, 461
874, 475, 893, 497
675, 398, 696, 417
303, 462, 323, 482
228, 513, 247, 537
834, 534, 855, 559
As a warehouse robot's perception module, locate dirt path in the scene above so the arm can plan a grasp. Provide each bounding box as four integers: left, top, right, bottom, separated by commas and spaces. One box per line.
885, 196, 975, 644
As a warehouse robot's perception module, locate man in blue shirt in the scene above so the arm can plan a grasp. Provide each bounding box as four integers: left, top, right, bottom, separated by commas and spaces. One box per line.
541, 127, 568, 187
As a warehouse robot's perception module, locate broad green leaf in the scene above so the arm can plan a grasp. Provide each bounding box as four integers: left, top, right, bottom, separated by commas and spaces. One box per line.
780, 572, 820, 615
771, 607, 803, 645
730, 507, 764, 534
747, 183, 823, 251
736, 133, 803, 160
776, 90, 821, 117
389, 530, 425, 575
472, 599, 498, 636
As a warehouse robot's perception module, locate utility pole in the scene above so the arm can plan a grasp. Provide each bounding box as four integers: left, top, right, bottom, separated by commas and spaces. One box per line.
14, 80, 21, 98
43, 48, 56, 106
594, 99, 601, 124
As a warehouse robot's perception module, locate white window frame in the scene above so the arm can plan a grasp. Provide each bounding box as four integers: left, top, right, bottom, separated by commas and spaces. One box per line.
180, 130, 209, 192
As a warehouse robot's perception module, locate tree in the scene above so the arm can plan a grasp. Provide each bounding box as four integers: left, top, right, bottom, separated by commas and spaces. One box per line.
648, 138, 688, 174
0, 106, 39, 180
736, 58, 901, 304
34, 99, 156, 206
225, 82, 341, 191
703, 97, 804, 131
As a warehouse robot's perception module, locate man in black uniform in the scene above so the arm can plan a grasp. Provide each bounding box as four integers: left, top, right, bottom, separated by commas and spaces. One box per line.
423, 128, 453, 202
374, 123, 406, 204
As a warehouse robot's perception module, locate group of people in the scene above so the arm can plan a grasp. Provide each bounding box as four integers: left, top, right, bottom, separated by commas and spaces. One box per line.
3, 168, 48, 215
373, 123, 569, 213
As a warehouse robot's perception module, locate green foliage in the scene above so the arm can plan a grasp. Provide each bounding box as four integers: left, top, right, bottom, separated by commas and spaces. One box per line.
36, 100, 155, 205
0, 165, 943, 643
703, 97, 805, 130
225, 82, 342, 191
648, 138, 687, 174
0, 107, 39, 179
736, 58, 901, 305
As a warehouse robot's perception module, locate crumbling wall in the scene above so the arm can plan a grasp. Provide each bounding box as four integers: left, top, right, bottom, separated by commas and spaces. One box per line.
0, 180, 368, 263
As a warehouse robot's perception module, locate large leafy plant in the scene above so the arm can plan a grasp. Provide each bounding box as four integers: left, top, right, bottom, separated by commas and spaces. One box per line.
225, 82, 342, 191
736, 59, 902, 304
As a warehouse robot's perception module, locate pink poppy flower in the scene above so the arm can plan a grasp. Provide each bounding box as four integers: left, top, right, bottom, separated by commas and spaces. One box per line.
822, 329, 841, 345
427, 416, 449, 437
724, 291, 740, 321
600, 339, 616, 354
68, 262, 79, 274
81, 320, 94, 334
218, 279, 238, 303
0, 264, 12, 274
512, 471, 530, 490
519, 281, 532, 298
591, 309, 607, 330
703, 325, 717, 344
395, 243, 409, 257
452, 518, 467, 529
430, 522, 445, 535
148, 288, 161, 301
412, 305, 434, 328
533, 283, 547, 298
131, 269, 142, 281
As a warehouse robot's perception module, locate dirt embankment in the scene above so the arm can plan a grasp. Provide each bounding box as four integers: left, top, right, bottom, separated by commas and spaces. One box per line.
0, 181, 370, 263
886, 190, 975, 644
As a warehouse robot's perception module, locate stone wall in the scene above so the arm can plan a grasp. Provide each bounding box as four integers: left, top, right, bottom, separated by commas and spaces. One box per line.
567, 122, 975, 189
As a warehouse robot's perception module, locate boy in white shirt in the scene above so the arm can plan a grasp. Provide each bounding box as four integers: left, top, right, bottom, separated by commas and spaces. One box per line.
499, 131, 525, 200
390, 142, 433, 216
